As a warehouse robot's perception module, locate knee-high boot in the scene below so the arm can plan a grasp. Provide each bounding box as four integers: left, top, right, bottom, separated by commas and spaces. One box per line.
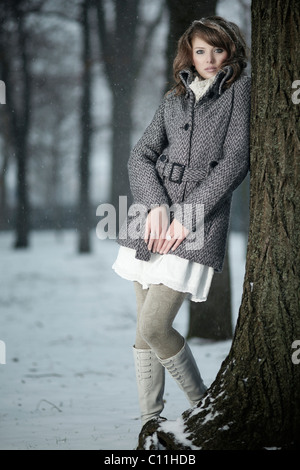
157, 340, 206, 407
133, 347, 165, 426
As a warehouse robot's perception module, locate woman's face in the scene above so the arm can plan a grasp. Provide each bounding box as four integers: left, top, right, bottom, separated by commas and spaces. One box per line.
191, 36, 228, 79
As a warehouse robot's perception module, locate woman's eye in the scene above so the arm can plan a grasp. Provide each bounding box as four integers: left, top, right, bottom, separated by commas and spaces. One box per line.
195, 48, 224, 54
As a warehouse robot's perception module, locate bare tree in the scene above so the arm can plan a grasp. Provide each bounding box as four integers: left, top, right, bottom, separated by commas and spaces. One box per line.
0, 1, 33, 247
187, 252, 233, 340
165, 0, 218, 88
165, 0, 233, 341
0, 111, 12, 230
0, 0, 92, 239
78, 0, 93, 252
93, 0, 165, 215
137, 0, 300, 450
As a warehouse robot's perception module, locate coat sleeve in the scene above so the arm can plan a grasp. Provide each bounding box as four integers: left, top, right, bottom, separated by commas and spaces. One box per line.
178, 77, 251, 231
127, 97, 170, 208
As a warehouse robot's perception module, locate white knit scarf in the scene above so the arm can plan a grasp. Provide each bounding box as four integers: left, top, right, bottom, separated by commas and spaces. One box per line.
189, 75, 216, 102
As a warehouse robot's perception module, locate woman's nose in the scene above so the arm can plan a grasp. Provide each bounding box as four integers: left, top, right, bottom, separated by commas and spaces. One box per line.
207, 53, 215, 63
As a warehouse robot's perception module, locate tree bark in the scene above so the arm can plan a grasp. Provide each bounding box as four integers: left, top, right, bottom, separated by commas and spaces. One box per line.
137, 0, 300, 450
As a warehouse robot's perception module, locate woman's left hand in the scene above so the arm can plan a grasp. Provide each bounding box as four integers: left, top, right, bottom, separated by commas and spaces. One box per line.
158, 218, 189, 254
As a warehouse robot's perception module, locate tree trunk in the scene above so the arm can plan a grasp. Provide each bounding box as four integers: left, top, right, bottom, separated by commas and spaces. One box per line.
78, 0, 93, 253
15, 140, 30, 248
0, 152, 9, 230
0, 112, 11, 230
187, 250, 232, 341
137, 0, 300, 450
109, 72, 134, 214
165, 0, 218, 89
94, 0, 165, 220
14, 10, 31, 248
94, 0, 139, 214
165, 0, 233, 340
0, 4, 32, 248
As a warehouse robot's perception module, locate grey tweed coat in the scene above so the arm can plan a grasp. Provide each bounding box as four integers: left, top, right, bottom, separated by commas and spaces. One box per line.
118, 66, 251, 272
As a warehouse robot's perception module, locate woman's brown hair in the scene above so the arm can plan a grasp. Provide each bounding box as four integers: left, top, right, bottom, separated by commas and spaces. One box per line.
172, 16, 248, 95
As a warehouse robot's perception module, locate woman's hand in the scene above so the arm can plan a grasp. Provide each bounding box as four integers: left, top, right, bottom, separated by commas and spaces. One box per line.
144, 206, 189, 254
144, 206, 169, 253
159, 218, 189, 254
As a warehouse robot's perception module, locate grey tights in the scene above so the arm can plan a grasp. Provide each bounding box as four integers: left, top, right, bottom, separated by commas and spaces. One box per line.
134, 281, 187, 360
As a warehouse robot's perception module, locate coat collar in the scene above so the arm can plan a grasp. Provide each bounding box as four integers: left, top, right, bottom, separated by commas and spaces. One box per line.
179, 65, 233, 100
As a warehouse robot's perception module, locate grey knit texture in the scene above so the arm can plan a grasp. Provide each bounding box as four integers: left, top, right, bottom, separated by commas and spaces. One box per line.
118, 66, 251, 272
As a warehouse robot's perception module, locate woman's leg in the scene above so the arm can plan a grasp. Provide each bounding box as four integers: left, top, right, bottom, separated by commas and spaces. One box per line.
133, 282, 165, 426
138, 283, 207, 407
138, 283, 186, 359
133, 281, 151, 350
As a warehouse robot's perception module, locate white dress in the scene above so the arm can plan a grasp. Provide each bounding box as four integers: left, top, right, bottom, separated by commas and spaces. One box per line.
112, 75, 216, 302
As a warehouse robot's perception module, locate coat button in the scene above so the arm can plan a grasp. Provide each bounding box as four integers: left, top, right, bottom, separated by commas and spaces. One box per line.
160, 154, 167, 162
184, 123, 189, 131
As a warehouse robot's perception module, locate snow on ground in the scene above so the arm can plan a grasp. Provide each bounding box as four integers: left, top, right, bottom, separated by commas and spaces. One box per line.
0, 230, 246, 450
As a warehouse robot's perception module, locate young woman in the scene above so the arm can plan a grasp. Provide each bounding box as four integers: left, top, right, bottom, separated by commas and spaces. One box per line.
113, 16, 251, 428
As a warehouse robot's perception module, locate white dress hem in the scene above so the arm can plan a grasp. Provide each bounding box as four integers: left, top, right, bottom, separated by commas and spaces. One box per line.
112, 246, 214, 303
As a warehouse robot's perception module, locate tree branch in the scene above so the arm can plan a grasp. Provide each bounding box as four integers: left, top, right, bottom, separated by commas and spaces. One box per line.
93, 0, 114, 82
133, 1, 166, 77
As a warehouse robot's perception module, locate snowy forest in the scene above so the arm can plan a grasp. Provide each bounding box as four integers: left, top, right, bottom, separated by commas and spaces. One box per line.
1, 0, 299, 452
0, 0, 251, 245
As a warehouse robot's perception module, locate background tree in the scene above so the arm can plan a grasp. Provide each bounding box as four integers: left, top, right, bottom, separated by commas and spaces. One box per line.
165, 0, 233, 341
78, 0, 93, 253
93, 0, 165, 216
0, 0, 82, 240
138, 0, 300, 450
165, 0, 218, 89
0, 0, 33, 248
187, 253, 233, 340
0, 110, 11, 230
29, 3, 82, 233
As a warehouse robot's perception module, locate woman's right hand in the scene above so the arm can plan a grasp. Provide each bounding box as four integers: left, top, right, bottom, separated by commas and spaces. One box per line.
144, 206, 169, 253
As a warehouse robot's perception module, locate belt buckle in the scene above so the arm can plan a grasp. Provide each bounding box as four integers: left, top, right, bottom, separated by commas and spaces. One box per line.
169, 162, 185, 184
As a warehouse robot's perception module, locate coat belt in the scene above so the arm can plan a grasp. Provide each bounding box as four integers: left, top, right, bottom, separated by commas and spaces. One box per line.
156, 155, 208, 185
